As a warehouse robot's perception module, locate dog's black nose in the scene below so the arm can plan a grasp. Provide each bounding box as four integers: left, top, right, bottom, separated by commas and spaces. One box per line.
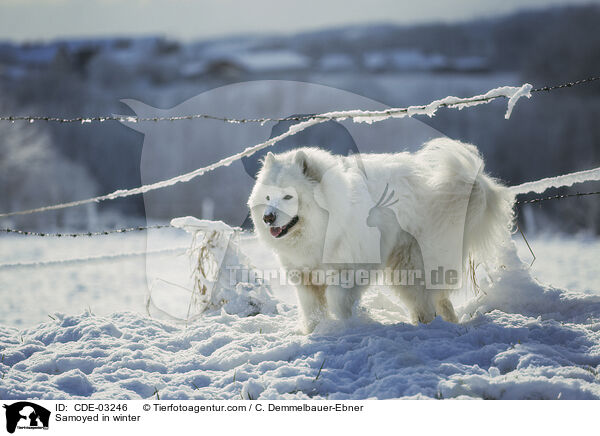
263, 212, 276, 225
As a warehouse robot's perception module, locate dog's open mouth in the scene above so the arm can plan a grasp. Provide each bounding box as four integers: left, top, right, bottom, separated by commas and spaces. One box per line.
269, 215, 299, 238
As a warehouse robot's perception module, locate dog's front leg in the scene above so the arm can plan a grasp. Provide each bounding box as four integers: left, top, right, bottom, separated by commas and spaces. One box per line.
325, 285, 363, 320
296, 284, 327, 333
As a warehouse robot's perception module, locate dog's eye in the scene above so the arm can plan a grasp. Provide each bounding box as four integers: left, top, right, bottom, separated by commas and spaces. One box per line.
266, 196, 270, 201
283, 195, 293, 200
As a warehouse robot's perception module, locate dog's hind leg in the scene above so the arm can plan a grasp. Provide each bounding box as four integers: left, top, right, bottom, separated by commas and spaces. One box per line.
296, 284, 327, 333
433, 293, 458, 323
393, 284, 436, 325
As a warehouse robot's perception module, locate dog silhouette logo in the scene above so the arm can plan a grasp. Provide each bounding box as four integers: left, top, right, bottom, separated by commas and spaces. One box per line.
3, 402, 50, 433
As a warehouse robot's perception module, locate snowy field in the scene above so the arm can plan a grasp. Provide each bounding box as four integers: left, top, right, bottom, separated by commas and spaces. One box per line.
1, 229, 600, 400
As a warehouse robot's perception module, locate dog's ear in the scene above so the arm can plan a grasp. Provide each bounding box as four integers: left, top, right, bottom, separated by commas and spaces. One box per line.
295, 150, 322, 182
295, 150, 309, 174
263, 151, 275, 167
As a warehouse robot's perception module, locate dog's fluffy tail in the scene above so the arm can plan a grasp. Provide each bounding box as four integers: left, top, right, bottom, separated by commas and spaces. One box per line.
420, 138, 515, 267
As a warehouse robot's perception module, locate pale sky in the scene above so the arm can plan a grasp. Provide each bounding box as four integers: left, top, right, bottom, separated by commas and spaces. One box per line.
0, 0, 599, 42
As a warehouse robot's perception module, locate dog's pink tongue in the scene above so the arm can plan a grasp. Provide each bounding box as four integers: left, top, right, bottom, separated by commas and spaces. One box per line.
270, 227, 282, 237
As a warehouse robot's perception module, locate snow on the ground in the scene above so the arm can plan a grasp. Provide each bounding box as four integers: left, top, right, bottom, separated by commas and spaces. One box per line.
1, 230, 599, 400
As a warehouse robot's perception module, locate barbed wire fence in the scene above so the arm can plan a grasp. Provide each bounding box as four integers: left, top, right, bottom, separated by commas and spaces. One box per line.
0, 76, 599, 241
0, 82, 536, 219
1, 76, 598, 125
1, 190, 599, 238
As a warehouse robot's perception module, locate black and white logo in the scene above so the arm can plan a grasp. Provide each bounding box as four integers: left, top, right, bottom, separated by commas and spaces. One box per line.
3, 402, 50, 434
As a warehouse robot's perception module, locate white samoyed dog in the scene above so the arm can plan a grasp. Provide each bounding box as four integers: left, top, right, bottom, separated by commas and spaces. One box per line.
248, 138, 514, 333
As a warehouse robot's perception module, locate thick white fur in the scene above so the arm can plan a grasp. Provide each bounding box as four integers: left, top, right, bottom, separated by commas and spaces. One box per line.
248, 138, 514, 332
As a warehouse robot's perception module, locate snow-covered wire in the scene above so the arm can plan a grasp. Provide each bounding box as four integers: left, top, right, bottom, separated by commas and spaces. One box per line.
0, 246, 187, 270
0, 76, 598, 124
510, 166, 600, 195
0, 83, 533, 219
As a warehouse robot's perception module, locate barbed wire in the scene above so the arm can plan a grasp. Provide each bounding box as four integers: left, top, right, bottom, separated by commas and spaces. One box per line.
530, 76, 600, 93
0, 76, 598, 125
515, 190, 600, 205
0, 97, 498, 125
0, 224, 173, 237
2, 190, 599, 237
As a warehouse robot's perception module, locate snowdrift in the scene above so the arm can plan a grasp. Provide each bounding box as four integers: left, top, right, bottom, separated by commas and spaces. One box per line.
1, 228, 600, 400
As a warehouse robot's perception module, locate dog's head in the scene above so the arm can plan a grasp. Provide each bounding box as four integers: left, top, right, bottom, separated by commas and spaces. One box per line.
248, 148, 330, 250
